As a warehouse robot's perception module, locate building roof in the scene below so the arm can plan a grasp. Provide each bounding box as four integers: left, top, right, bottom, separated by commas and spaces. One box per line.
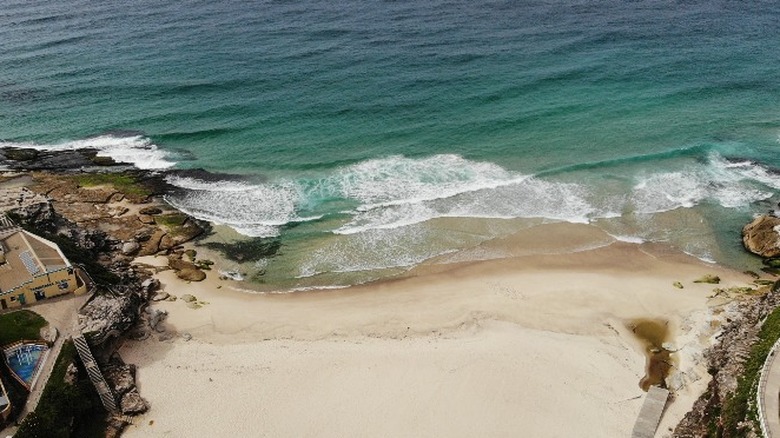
0, 228, 71, 294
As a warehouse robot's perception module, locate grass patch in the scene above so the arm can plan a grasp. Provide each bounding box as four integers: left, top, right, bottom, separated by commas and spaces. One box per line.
15, 340, 106, 438
73, 173, 150, 199
0, 310, 46, 346
154, 212, 187, 229
721, 305, 780, 436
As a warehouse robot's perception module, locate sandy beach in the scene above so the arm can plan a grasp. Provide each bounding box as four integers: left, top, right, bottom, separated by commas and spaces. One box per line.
120, 223, 747, 437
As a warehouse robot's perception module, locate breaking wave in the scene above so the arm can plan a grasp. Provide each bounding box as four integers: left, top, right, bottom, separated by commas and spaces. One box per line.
0, 134, 175, 170
164, 151, 780, 238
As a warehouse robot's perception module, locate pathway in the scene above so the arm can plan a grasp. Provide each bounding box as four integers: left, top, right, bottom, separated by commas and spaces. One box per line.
759, 338, 780, 437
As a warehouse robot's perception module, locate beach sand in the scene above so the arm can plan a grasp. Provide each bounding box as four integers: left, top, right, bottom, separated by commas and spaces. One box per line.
120, 223, 748, 437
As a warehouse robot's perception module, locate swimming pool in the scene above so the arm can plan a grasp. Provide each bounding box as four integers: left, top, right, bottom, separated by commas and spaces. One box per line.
3, 342, 49, 390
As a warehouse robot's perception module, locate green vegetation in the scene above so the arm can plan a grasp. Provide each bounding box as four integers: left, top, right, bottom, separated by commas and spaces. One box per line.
73, 173, 150, 199
15, 341, 106, 438
155, 212, 187, 229
694, 274, 721, 284
720, 306, 780, 436
0, 310, 46, 346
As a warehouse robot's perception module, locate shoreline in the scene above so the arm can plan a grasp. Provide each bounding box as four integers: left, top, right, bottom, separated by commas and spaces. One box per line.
120, 224, 749, 437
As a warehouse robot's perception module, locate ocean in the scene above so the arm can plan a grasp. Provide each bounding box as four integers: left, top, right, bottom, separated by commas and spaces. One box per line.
1, 0, 779, 290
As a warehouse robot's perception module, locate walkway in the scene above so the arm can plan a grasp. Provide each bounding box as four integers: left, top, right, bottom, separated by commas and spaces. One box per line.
759, 338, 780, 437
631, 386, 670, 438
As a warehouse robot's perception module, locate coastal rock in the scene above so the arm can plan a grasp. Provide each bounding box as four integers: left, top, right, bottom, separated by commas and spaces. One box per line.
743, 215, 780, 258
674, 287, 780, 437
4, 147, 39, 161
693, 274, 720, 284
104, 363, 137, 396
177, 267, 206, 282
146, 308, 168, 332
139, 206, 162, 215
121, 241, 140, 256
138, 214, 155, 224
120, 389, 149, 415
79, 289, 142, 346
180, 294, 197, 303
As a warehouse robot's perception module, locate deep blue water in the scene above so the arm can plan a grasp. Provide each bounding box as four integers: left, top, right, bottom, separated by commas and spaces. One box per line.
1, 0, 779, 288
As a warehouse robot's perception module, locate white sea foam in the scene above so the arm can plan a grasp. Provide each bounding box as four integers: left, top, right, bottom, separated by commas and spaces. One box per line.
0, 135, 175, 169
629, 153, 774, 214
165, 151, 780, 245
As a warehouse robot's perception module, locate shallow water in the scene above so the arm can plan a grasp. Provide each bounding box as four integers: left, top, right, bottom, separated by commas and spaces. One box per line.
1, 0, 779, 288
629, 319, 673, 391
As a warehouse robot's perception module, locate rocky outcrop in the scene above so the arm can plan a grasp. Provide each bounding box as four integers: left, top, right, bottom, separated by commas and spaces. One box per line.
104, 359, 149, 416
120, 389, 149, 415
0, 147, 121, 170
743, 215, 780, 258
168, 253, 206, 282
78, 288, 143, 346
674, 288, 780, 437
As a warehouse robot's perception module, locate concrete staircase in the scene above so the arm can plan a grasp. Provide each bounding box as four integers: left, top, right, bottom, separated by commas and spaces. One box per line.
632, 386, 670, 438
72, 333, 117, 413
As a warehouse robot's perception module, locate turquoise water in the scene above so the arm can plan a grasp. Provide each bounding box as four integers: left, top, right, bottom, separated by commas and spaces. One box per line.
4, 343, 46, 388
1, 1, 779, 289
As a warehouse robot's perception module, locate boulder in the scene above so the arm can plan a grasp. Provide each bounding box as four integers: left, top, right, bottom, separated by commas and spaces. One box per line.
180, 294, 197, 303
151, 292, 170, 302
693, 274, 720, 284
121, 241, 140, 256
138, 214, 155, 225
79, 289, 142, 346
120, 389, 149, 415
177, 268, 206, 282
742, 215, 780, 258
147, 308, 168, 332
104, 363, 136, 396
139, 206, 163, 215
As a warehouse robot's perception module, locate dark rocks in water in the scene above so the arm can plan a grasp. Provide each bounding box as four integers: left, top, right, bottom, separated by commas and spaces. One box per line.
202, 237, 281, 263
168, 167, 260, 183
0, 147, 125, 170
4, 148, 38, 161
764, 258, 780, 268
743, 215, 780, 259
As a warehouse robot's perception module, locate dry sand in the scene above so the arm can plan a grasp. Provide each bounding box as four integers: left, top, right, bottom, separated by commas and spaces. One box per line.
120, 224, 749, 437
